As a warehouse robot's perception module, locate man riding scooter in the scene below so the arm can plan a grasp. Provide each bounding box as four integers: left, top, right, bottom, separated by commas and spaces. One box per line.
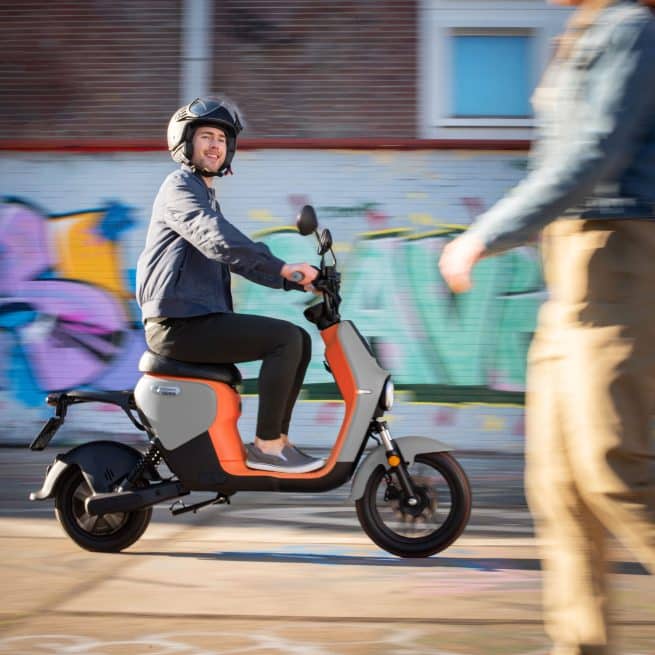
29, 187, 473, 558
136, 95, 323, 473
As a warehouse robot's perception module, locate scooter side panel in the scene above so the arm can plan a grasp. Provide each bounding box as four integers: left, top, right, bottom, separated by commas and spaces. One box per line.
349, 436, 453, 500
134, 375, 216, 450
331, 321, 389, 463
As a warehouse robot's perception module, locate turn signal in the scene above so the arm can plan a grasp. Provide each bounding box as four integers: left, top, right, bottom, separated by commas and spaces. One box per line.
387, 454, 401, 467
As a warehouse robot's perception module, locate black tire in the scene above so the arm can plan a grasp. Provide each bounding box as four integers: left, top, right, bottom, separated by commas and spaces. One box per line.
54, 468, 152, 553
355, 452, 471, 558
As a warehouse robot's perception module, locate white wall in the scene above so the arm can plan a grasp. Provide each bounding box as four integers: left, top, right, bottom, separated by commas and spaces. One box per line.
0, 148, 536, 452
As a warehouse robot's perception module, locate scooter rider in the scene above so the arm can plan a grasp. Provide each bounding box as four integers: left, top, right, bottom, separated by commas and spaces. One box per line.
136, 95, 324, 473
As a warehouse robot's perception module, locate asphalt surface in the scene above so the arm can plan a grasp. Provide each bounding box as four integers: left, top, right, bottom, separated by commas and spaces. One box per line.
1, 447, 653, 655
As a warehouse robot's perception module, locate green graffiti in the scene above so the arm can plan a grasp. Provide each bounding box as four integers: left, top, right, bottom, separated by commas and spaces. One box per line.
489, 248, 544, 390
317, 202, 380, 218
405, 236, 542, 388
338, 236, 436, 384
406, 237, 503, 385
235, 229, 545, 393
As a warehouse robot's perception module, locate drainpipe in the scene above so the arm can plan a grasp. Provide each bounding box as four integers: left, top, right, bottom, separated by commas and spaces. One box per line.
181, 0, 212, 103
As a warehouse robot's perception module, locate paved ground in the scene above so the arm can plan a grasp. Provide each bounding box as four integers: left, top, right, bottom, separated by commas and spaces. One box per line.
1, 448, 653, 655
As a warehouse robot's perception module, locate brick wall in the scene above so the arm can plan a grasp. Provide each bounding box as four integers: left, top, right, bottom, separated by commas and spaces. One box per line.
213, 1, 417, 138
0, 1, 181, 142
0, 1, 417, 143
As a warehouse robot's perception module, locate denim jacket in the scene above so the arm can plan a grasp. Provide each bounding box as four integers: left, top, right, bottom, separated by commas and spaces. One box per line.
137, 164, 292, 320
469, 0, 655, 254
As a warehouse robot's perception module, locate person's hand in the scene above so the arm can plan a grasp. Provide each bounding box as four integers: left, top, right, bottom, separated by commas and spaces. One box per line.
281, 263, 318, 286
439, 234, 486, 293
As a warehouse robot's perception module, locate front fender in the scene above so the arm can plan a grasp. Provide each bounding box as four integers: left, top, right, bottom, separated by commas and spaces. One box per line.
29, 441, 145, 501
349, 435, 453, 501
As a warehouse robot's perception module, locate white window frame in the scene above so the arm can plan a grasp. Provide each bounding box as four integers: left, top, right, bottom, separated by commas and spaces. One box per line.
419, 0, 572, 140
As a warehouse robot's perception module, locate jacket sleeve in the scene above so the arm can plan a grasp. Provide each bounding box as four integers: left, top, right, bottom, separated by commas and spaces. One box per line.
231, 264, 286, 289
231, 266, 306, 291
467, 15, 655, 255
164, 174, 286, 282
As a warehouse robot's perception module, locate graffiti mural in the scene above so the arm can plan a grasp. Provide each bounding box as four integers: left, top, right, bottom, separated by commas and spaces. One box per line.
0, 149, 542, 447
236, 221, 544, 399
0, 198, 144, 407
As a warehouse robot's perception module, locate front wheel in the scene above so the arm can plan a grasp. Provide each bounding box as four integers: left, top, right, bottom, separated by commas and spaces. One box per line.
355, 452, 471, 558
54, 468, 152, 552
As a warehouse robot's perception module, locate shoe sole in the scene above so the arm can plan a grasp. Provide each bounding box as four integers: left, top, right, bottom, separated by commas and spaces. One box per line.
245, 458, 325, 474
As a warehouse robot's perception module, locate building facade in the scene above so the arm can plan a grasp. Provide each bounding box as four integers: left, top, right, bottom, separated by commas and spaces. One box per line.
0, 1, 570, 448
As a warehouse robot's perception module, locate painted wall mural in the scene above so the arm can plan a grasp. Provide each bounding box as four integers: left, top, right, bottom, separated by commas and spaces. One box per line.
235, 224, 544, 398
0, 149, 542, 449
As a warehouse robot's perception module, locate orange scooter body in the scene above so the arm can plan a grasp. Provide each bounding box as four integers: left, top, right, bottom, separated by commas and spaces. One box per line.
133, 320, 389, 494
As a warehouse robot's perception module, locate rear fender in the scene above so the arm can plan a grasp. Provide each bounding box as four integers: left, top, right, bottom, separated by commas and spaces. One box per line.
349, 435, 453, 501
29, 441, 145, 501
29, 458, 71, 501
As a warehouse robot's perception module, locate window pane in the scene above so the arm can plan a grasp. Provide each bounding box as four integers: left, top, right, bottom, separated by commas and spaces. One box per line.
453, 35, 531, 117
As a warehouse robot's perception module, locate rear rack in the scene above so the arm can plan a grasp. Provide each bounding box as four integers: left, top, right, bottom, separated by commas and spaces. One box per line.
30, 390, 148, 451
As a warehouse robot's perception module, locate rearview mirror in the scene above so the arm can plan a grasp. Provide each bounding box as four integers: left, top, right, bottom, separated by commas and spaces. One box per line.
296, 204, 318, 236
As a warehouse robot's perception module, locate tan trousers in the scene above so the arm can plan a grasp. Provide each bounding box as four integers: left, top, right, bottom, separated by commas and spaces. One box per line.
525, 219, 655, 655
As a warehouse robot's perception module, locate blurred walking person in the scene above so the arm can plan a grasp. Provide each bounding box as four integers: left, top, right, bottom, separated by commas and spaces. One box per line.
439, 1, 655, 653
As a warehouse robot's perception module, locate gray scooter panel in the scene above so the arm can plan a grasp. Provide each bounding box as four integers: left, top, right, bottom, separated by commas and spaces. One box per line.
134, 375, 217, 451
334, 321, 389, 463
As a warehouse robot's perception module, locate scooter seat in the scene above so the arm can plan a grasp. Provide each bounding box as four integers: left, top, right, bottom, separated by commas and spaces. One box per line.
138, 350, 242, 386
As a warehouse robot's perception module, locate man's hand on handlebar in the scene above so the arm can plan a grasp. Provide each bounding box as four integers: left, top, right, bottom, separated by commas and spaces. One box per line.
281, 263, 319, 287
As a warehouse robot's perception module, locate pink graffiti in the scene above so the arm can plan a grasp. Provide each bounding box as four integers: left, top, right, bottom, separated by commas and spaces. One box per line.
0, 199, 130, 395
9, 280, 127, 390
0, 201, 52, 293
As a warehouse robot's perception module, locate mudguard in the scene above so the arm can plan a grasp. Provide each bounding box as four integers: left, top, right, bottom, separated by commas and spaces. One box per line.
349, 435, 453, 501
29, 441, 145, 501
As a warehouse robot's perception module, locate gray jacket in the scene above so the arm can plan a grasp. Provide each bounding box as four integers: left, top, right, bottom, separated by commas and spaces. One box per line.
137, 164, 293, 320
469, 0, 655, 254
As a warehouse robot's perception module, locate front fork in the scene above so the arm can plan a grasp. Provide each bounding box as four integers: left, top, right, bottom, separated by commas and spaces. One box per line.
373, 419, 419, 507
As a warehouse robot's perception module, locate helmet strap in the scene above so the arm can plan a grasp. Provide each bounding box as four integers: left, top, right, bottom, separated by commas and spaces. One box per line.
193, 164, 233, 178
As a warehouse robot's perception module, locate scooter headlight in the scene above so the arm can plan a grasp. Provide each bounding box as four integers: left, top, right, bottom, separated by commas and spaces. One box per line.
380, 378, 394, 411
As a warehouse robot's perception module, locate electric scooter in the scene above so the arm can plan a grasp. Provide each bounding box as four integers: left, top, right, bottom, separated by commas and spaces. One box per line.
28, 205, 472, 558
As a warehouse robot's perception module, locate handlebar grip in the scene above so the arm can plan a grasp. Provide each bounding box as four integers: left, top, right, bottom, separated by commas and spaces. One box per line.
290, 271, 304, 283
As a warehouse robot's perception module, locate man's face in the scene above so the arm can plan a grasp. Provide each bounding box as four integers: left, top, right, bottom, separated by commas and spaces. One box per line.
191, 125, 227, 173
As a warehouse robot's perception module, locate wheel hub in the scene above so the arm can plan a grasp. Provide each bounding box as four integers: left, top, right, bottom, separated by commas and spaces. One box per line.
385, 481, 436, 519
400, 487, 431, 517
71, 479, 128, 535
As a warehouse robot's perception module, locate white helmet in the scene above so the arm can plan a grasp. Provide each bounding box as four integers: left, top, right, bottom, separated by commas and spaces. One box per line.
167, 95, 243, 176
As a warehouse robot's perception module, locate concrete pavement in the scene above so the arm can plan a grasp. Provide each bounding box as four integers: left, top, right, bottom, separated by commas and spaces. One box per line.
1, 513, 653, 655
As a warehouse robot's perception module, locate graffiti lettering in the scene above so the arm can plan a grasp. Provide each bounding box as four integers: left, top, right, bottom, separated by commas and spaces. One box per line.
0, 197, 544, 415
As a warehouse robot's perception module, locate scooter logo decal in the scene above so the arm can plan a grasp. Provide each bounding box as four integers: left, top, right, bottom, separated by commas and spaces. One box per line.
151, 384, 181, 396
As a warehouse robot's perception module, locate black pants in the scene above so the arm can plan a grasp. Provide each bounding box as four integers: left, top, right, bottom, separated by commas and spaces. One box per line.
145, 313, 312, 440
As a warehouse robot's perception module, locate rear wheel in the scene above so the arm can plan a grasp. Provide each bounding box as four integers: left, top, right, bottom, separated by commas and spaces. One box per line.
356, 452, 471, 558
54, 468, 152, 552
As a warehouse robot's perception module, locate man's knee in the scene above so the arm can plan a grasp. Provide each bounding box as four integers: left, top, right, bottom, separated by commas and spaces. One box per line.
277, 323, 308, 361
